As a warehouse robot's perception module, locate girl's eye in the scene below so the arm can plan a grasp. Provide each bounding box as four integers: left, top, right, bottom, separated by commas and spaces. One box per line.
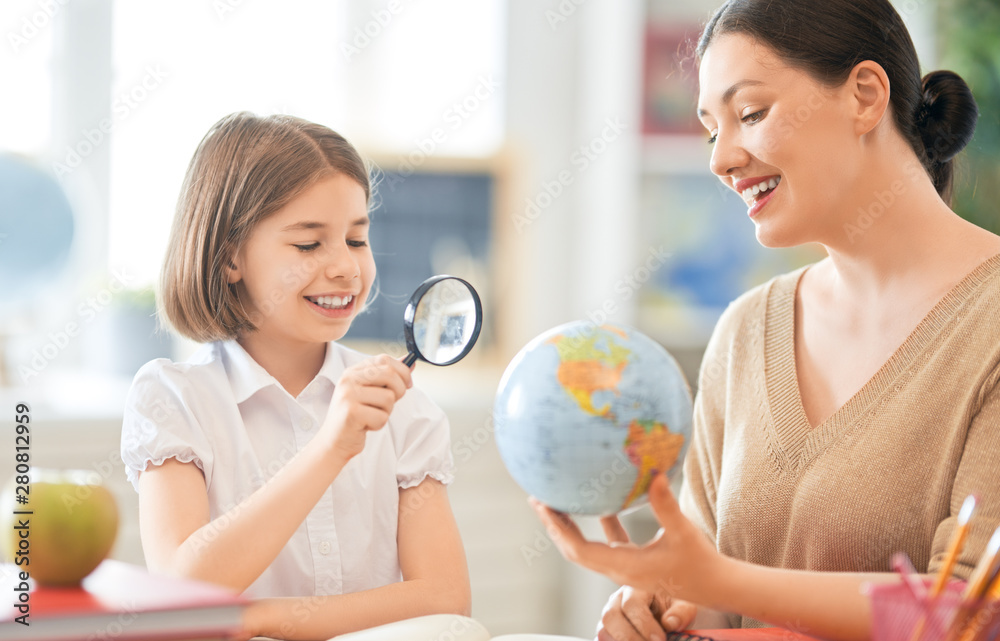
707, 132, 718, 145
742, 109, 766, 125
293, 243, 320, 252
347, 239, 369, 248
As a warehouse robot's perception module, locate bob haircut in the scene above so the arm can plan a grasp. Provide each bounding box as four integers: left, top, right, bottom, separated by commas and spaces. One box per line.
159, 112, 371, 343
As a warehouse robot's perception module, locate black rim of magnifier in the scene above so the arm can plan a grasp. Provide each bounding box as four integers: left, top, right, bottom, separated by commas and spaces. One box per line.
403, 275, 483, 367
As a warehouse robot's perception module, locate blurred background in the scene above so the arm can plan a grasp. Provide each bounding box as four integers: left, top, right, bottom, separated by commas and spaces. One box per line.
0, 0, 997, 636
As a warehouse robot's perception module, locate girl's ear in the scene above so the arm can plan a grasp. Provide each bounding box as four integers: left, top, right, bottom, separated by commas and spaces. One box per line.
850, 60, 891, 137
225, 257, 242, 284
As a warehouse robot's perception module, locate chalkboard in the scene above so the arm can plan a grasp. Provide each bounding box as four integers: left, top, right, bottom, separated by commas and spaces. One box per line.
344, 170, 493, 344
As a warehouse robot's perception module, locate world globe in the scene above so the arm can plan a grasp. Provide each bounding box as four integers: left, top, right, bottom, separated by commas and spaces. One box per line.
494, 322, 693, 516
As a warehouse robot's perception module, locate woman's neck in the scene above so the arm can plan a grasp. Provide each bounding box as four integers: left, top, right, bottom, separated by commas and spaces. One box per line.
237, 332, 327, 399
815, 142, 1000, 305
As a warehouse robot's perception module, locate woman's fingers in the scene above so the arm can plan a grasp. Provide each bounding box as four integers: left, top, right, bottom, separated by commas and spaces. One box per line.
600, 515, 631, 545
599, 588, 666, 641
647, 472, 682, 528
529, 498, 636, 579
660, 599, 698, 632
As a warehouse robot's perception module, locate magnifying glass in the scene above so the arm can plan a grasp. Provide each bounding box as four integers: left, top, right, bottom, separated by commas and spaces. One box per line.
402, 275, 483, 367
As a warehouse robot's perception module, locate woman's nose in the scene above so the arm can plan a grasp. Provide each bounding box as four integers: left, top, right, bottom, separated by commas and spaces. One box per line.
709, 129, 751, 178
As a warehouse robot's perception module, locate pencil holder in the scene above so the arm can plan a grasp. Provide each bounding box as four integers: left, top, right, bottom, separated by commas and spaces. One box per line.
865, 580, 1000, 641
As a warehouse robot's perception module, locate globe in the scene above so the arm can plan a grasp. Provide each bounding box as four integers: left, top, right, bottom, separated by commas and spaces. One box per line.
494, 322, 693, 516
0, 154, 75, 311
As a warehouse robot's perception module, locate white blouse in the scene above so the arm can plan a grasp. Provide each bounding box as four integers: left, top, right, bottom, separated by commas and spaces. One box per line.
120, 340, 454, 599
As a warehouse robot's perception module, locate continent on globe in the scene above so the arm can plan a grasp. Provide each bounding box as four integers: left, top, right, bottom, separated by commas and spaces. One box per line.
622, 419, 685, 509
549, 327, 631, 418
494, 321, 694, 516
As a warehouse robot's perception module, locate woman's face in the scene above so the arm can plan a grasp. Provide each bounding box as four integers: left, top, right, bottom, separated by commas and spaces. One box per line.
697, 33, 861, 248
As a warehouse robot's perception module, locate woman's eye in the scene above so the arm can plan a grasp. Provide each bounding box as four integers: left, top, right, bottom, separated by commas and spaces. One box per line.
742, 109, 766, 125
707, 132, 718, 145
293, 242, 320, 252
347, 239, 369, 248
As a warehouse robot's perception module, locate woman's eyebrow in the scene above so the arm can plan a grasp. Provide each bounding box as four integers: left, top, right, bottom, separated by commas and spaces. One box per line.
697, 79, 766, 117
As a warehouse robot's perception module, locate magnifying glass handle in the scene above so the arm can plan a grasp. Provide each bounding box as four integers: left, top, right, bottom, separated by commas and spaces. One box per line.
403, 352, 418, 368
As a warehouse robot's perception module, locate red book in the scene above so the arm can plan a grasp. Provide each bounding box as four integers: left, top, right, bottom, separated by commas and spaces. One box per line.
1, 560, 247, 641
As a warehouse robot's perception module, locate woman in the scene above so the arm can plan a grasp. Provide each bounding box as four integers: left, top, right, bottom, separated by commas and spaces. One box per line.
531, 1, 1000, 640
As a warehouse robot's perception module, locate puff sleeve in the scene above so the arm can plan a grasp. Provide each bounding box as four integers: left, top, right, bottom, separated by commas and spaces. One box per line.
120, 359, 215, 492
389, 386, 455, 489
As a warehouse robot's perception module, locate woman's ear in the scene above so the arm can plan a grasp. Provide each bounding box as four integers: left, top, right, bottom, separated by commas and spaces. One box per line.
850, 60, 891, 137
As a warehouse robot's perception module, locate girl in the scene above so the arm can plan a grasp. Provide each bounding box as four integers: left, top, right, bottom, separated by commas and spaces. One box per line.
532, 1, 1000, 640
121, 112, 470, 640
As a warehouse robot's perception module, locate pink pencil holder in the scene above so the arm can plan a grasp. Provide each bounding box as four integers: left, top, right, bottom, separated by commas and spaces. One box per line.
865, 580, 1000, 641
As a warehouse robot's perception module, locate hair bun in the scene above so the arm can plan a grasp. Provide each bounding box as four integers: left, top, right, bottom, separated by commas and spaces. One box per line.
917, 70, 979, 164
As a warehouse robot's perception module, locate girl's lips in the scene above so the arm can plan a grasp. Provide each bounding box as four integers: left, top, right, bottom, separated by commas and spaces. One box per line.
305, 295, 356, 319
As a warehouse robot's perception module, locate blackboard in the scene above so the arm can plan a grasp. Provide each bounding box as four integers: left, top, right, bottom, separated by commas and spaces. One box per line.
344, 170, 493, 344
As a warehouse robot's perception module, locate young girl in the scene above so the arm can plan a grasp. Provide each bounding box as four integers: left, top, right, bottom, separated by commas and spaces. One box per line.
120, 112, 470, 640
532, 1, 1000, 640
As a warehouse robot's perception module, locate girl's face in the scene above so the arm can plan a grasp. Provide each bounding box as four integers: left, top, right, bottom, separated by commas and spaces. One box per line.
697, 34, 860, 248
229, 172, 375, 346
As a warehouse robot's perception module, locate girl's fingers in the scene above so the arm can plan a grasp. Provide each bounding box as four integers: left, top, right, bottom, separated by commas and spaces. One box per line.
600, 515, 631, 545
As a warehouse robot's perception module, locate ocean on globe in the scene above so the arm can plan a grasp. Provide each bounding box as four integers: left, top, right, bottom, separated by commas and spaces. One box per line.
493, 322, 693, 516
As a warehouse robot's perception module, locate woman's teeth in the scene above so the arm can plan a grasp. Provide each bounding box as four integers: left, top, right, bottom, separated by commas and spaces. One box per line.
742, 176, 781, 203
309, 295, 353, 309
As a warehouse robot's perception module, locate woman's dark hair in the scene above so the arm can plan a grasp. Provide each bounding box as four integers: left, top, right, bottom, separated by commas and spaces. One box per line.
697, 0, 979, 204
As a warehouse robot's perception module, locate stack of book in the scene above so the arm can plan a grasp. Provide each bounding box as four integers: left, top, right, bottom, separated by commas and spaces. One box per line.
0, 560, 246, 640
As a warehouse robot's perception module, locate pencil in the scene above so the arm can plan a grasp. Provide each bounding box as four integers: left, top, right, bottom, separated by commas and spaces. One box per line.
946, 524, 1000, 641
911, 496, 977, 641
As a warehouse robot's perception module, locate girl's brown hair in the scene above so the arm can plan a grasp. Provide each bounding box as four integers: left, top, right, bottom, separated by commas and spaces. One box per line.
159, 112, 370, 342
697, 0, 979, 204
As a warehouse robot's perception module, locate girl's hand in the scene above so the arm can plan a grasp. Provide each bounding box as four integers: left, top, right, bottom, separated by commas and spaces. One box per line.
529, 472, 721, 608
321, 354, 413, 465
593, 512, 698, 641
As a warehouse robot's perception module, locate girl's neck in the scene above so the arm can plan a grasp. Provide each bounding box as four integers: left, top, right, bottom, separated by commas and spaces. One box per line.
237, 332, 327, 399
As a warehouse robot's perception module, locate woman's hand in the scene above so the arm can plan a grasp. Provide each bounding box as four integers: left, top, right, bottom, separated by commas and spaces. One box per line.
530, 472, 722, 608
598, 586, 698, 641
592, 508, 698, 640
320, 354, 413, 465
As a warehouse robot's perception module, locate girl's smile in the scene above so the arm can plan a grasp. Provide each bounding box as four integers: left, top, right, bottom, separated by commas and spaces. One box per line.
228, 172, 375, 350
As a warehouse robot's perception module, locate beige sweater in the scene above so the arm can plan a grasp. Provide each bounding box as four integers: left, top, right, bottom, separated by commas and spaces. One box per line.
679, 254, 1000, 629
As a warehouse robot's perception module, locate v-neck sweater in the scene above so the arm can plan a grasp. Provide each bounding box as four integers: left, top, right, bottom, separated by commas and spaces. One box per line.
678, 254, 1000, 629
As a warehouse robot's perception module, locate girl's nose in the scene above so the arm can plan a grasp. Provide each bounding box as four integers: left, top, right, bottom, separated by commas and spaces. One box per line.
323, 244, 360, 280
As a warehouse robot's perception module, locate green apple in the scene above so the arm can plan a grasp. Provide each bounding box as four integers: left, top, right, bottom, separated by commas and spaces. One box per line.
0, 469, 119, 586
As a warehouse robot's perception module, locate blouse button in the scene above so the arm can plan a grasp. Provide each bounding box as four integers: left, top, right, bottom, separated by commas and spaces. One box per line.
301, 417, 314, 430
319, 541, 332, 555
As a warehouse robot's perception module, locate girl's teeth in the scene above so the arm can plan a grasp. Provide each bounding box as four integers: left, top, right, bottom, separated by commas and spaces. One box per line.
311, 295, 353, 309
